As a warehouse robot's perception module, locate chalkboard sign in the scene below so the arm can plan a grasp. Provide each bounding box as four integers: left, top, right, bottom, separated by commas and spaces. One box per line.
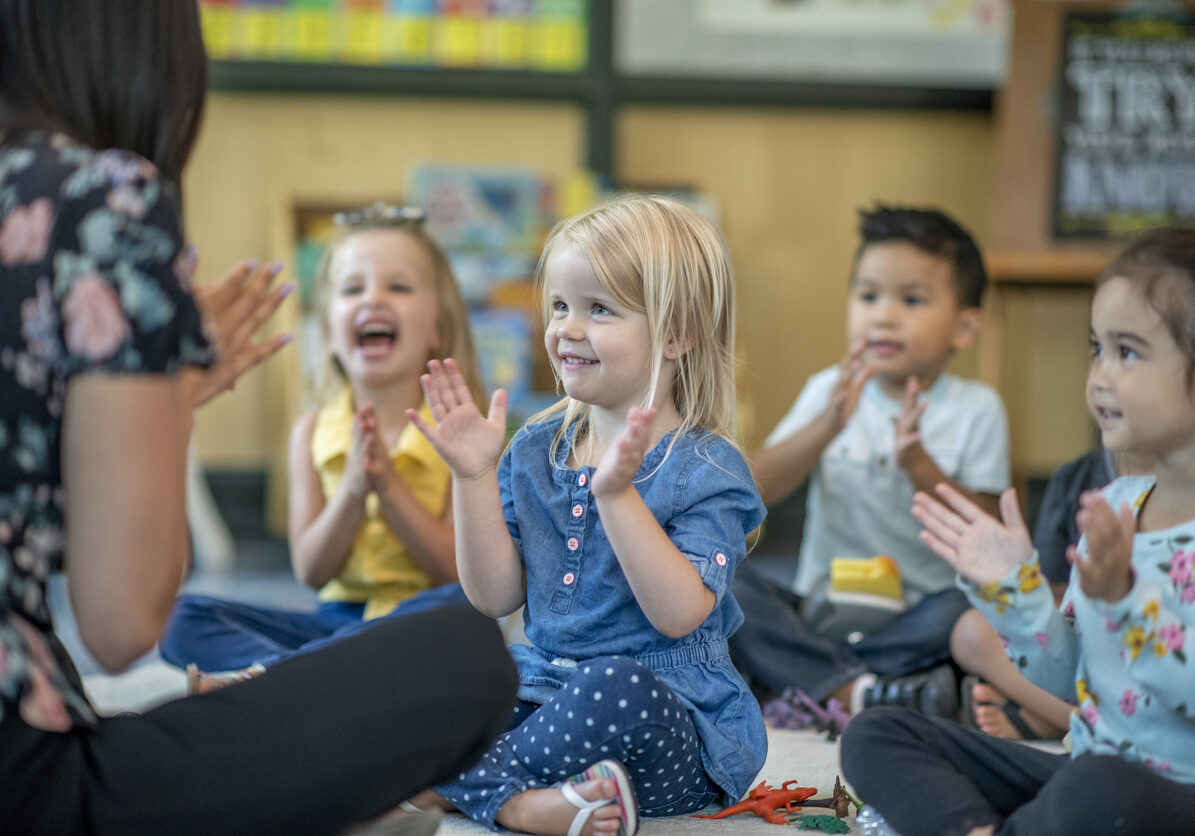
1054, 12, 1195, 238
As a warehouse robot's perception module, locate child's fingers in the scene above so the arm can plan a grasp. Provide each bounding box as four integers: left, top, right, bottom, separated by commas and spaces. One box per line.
1065, 543, 1083, 566
911, 500, 964, 549
442, 358, 474, 409
486, 388, 508, 426
419, 373, 441, 418
998, 488, 1027, 532
918, 528, 959, 566
903, 375, 920, 405
1117, 501, 1136, 537
424, 360, 458, 411
931, 482, 985, 522
841, 341, 865, 368
905, 401, 927, 427
407, 407, 435, 440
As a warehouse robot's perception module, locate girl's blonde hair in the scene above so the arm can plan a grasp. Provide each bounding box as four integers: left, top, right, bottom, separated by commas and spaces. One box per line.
311, 220, 486, 410
529, 193, 739, 455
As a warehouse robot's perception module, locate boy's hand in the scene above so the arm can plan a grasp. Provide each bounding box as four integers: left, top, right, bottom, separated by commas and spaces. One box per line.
409, 358, 507, 481
823, 341, 873, 434
592, 407, 655, 499
895, 376, 928, 467
912, 484, 1033, 585
1067, 490, 1135, 602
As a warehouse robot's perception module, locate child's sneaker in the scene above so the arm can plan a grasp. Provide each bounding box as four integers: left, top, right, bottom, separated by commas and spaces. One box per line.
861, 664, 958, 720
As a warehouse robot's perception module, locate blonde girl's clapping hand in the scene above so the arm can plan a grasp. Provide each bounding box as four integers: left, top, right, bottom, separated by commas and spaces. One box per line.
1067, 490, 1135, 602
409, 358, 508, 481
591, 407, 655, 499
912, 483, 1034, 585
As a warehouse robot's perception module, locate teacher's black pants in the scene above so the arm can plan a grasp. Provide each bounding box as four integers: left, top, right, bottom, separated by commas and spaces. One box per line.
1, 605, 516, 836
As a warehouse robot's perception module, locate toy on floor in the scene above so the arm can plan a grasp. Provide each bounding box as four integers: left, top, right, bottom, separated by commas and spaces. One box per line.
691, 779, 818, 824
762, 686, 851, 740
790, 813, 850, 833
799, 777, 859, 819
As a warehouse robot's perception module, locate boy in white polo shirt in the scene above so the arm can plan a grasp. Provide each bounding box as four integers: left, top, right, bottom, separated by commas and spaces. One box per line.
730, 205, 1010, 721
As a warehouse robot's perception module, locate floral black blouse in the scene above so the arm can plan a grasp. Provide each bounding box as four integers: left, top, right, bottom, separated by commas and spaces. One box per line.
0, 130, 212, 732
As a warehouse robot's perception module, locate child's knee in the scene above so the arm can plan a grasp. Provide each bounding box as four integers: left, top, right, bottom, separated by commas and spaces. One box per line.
949, 608, 996, 667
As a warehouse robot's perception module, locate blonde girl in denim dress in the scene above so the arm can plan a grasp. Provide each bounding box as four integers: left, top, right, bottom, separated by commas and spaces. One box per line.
409, 194, 767, 835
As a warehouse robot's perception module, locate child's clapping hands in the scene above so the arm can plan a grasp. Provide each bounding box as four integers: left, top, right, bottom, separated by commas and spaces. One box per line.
911, 483, 1034, 585
409, 358, 508, 481
591, 407, 656, 499
1066, 490, 1135, 602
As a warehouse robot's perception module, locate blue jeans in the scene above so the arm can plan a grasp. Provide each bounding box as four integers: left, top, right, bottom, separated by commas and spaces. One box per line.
727, 562, 970, 702
158, 583, 471, 671
436, 656, 719, 829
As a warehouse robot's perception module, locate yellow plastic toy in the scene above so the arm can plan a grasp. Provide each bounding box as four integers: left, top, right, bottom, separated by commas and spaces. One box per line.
829, 555, 903, 602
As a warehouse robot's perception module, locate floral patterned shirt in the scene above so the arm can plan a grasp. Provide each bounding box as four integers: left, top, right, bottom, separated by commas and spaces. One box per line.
963, 475, 1195, 783
0, 130, 212, 732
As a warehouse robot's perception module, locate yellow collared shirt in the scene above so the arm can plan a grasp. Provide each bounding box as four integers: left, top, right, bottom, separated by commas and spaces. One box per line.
311, 388, 451, 619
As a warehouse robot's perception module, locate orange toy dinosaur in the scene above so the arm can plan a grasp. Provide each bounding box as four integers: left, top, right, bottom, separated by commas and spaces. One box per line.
690, 779, 818, 824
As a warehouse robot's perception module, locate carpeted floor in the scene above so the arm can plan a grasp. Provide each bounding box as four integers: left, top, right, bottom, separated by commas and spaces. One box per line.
432, 726, 854, 835
82, 661, 856, 835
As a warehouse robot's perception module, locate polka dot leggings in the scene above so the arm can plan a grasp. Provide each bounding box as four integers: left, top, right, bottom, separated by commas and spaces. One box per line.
434, 655, 720, 829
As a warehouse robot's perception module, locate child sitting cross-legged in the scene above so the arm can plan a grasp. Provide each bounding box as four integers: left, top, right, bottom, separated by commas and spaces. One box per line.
404, 194, 767, 835
730, 205, 1010, 723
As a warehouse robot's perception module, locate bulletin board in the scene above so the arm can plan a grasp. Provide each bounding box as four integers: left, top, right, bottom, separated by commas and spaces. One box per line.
1052, 10, 1195, 238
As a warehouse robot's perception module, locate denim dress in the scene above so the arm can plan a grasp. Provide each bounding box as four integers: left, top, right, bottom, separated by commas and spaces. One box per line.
499, 417, 768, 803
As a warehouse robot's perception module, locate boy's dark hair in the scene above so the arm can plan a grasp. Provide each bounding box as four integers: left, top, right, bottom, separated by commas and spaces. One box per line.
854, 204, 987, 308
1098, 225, 1195, 380
0, 0, 208, 188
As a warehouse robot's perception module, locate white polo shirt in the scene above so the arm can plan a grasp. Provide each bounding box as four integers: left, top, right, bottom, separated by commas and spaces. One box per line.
766, 368, 1011, 601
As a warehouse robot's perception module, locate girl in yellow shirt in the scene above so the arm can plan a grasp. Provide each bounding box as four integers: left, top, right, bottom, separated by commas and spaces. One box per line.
159, 204, 485, 690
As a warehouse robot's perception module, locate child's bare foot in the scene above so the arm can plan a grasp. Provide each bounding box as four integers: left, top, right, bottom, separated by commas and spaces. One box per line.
186, 662, 265, 696
970, 682, 1064, 740
403, 790, 455, 814
497, 778, 627, 836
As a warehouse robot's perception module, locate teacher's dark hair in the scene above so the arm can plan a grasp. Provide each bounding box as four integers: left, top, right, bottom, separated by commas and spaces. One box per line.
0, 0, 207, 186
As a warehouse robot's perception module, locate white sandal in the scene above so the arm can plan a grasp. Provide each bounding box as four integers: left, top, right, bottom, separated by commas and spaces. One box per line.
560, 758, 640, 836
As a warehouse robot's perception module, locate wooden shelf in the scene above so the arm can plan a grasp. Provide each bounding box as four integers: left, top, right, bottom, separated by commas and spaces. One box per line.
987, 249, 1117, 285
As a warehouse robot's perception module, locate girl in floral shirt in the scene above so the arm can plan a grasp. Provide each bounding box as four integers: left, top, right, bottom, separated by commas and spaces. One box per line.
841, 226, 1195, 836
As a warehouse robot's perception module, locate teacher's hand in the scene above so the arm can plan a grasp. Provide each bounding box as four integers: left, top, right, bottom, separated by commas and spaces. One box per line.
184, 259, 293, 409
